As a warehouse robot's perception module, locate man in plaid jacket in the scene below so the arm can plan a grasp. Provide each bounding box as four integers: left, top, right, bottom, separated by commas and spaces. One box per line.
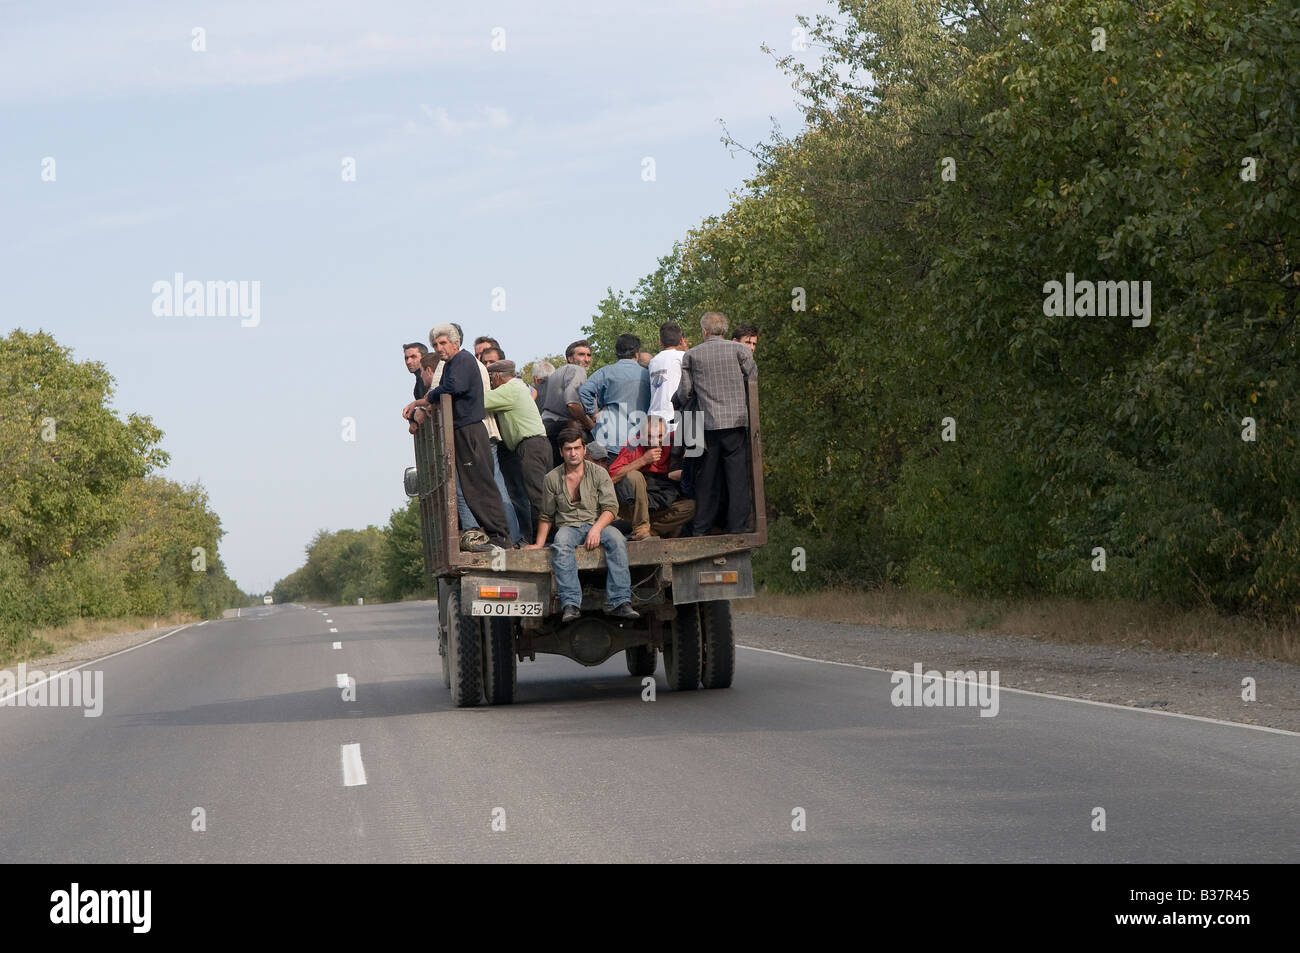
674, 312, 758, 535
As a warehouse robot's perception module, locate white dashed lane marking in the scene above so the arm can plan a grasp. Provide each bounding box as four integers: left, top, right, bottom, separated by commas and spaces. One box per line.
340, 743, 367, 787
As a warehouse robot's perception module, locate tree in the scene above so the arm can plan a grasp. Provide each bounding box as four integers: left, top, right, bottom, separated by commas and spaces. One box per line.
582, 0, 1300, 614
0, 329, 166, 572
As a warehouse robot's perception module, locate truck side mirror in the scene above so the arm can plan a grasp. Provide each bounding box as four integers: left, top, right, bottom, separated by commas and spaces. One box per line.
404, 467, 419, 498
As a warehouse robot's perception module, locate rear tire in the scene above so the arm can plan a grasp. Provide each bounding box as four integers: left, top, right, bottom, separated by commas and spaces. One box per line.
481, 617, 517, 705
625, 644, 657, 677
445, 588, 482, 707
439, 625, 451, 689
663, 603, 701, 691
700, 599, 735, 689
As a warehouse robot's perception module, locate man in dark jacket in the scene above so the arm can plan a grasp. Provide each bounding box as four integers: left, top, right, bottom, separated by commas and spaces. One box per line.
404, 342, 430, 399
403, 324, 512, 548
675, 311, 757, 535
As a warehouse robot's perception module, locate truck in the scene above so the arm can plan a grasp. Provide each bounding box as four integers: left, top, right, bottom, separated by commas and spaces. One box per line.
403, 380, 767, 706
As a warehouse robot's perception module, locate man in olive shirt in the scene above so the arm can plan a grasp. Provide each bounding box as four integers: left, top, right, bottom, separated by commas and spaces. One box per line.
484, 359, 550, 541
523, 427, 639, 623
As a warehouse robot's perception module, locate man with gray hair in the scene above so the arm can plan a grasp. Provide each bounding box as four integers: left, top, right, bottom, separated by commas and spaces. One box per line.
531, 360, 555, 413
676, 311, 757, 535
403, 323, 512, 549
431, 326, 523, 544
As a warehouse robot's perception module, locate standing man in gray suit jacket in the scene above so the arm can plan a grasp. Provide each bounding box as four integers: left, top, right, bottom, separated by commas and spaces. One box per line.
675, 311, 758, 535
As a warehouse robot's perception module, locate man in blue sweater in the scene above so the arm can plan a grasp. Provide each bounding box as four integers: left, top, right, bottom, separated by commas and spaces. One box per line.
404, 323, 512, 549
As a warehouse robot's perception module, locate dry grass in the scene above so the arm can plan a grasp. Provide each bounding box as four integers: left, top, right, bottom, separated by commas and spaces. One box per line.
737, 587, 1300, 664
2, 613, 199, 668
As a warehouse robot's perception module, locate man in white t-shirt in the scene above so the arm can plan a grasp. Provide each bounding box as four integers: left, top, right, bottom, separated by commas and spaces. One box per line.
647, 321, 688, 433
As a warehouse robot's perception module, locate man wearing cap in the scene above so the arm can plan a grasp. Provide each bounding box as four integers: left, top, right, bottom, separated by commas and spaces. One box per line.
484, 359, 550, 541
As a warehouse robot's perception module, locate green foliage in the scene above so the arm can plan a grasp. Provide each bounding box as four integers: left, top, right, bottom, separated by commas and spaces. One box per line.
0, 329, 167, 572
583, 0, 1300, 616
382, 499, 436, 601
583, 245, 702, 369
521, 355, 566, 385
754, 516, 893, 593
273, 497, 443, 605
272, 526, 387, 605
0, 329, 249, 634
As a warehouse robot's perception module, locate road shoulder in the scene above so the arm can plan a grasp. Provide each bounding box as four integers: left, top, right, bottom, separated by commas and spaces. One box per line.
5, 622, 202, 673
734, 609, 1300, 733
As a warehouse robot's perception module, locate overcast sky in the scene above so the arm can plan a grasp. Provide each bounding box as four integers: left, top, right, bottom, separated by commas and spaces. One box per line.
2, 0, 816, 592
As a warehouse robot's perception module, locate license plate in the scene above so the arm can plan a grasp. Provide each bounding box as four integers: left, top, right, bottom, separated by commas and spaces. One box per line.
471, 601, 543, 617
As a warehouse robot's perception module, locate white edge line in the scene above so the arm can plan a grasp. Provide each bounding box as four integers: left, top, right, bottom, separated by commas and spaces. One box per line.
736, 644, 1300, 738
341, 743, 366, 786
0, 624, 196, 706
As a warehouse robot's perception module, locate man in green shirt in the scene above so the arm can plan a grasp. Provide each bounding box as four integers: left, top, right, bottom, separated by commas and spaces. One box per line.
523, 427, 639, 623
484, 360, 551, 541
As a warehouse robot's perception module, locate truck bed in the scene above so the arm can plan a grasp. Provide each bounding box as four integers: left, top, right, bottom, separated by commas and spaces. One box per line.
412, 380, 766, 577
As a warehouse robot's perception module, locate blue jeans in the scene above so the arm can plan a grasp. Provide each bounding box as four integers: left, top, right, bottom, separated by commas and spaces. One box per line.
455, 476, 479, 530
456, 442, 523, 542
550, 523, 631, 609
490, 441, 523, 543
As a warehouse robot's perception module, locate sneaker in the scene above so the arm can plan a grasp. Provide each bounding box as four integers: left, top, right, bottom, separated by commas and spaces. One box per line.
561, 604, 582, 623
607, 603, 640, 620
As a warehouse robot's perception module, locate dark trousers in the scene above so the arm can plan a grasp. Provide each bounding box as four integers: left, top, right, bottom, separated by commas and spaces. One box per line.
545, 415, 593, 466
499, 435, 550, 542
455, 422, 511, 546
544, 417, 569, 467
691, 427, 752, 535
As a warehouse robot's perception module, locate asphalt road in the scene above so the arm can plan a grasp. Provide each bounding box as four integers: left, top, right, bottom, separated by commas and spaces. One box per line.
1, 601, 1296, 863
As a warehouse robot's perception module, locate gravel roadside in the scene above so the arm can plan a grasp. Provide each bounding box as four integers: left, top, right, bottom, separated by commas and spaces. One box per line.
734, 609, 1300, 733
9, 621, 201, 674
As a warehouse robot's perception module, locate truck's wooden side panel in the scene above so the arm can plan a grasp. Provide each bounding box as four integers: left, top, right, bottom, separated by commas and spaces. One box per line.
412, 394, 458, 576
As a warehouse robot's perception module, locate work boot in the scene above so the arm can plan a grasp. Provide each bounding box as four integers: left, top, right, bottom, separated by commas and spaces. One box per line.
561, 604, 582, 623
607, 603, 640, 620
